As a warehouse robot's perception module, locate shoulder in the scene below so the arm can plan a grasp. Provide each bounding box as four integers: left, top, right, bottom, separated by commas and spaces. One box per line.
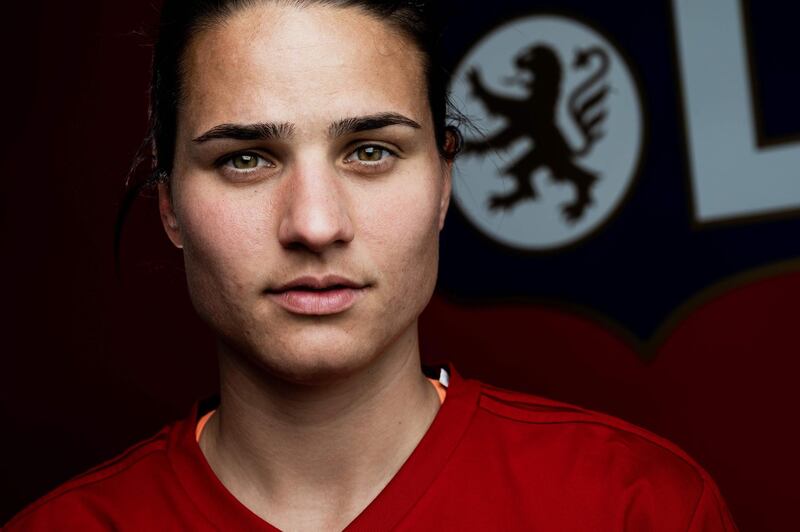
4, 425, 176, 530
475, 382, 708, 474
438, 376, 738, 529
469, 382, 717, 506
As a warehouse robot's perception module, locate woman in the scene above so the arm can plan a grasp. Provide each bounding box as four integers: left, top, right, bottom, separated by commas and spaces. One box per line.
6, 1, 737, 530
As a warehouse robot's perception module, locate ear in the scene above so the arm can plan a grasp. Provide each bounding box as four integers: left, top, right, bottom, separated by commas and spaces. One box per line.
438, 157, 453, 231
438, 127, 460, 230
158, 182, 184, 249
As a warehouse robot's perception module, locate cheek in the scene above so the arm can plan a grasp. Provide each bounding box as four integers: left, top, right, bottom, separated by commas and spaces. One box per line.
359, 166, 443, 292
175, 183, 274, 294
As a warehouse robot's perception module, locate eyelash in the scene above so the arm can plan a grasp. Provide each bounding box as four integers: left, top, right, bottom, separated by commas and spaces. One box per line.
215, 144, 398, 180
343, 144, 398, 170
217, 152, 274, 172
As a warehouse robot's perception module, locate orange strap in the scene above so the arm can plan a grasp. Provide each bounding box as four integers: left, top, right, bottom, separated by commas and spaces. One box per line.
429, 377, 447, 405
196, 410, 215, 442
196, 378, 447, 442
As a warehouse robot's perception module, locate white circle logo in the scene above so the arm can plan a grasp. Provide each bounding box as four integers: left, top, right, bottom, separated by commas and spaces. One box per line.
450, 15, 644, 251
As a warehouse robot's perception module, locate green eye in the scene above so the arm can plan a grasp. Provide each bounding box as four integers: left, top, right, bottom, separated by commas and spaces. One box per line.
344, 145, 397, 171
356, 146, 386, 162
232, 154, 260, 169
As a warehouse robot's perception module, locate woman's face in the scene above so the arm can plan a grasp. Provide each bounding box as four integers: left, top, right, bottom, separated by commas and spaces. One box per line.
160, 3, 451, 383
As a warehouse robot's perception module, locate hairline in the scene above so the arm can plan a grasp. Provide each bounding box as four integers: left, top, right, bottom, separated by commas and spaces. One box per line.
174, 1, 433, 148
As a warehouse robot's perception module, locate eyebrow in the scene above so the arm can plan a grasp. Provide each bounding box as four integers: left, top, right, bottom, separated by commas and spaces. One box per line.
192, 112, 421, 144
328, 112, 422, 138
193, 122, 296, 143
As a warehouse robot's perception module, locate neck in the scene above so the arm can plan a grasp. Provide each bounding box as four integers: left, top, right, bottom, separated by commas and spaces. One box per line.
200, 324, 441, 531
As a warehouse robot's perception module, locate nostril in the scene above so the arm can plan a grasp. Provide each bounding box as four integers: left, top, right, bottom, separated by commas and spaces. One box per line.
276, 173, 356, 252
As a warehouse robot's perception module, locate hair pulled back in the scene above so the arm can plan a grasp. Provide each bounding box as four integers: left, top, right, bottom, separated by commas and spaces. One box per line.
144, 0, 458, 185
115, 0, 461, 268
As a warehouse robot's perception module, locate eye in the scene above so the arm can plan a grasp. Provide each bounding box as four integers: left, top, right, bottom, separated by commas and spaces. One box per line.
345, 145, 396, 165
215, 152, 276, 183
226, 153, 270, 171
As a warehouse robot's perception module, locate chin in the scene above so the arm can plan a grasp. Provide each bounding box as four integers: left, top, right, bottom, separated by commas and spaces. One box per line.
246, 328, 385, 386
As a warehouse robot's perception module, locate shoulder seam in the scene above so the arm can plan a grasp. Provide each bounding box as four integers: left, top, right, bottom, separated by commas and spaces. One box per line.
478, 386, 710, 484
5, 432, 169, 528
81, 429, 169, 477
685, 477, 707, 532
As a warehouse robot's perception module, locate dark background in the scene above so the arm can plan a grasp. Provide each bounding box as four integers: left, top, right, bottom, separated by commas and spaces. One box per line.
2, 1, 799, 530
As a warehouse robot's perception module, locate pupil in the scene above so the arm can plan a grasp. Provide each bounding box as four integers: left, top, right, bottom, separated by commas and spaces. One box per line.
360, 147, 381, 161
235, 155, 257, 169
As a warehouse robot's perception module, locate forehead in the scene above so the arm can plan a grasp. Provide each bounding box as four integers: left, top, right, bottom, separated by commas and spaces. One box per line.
180, 3, 429, 135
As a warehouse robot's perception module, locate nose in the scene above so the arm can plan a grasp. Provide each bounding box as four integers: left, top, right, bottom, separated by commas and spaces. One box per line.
277, 162, 355, 253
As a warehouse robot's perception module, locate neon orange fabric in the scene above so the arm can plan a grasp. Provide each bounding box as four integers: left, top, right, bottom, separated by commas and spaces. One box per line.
430, 378, 447, 405
195, 411, 214, 442
6, 367, 738, 531
194, 378, 447, 442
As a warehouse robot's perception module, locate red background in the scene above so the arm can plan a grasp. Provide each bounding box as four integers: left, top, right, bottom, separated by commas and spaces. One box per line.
1, 2, 798, 530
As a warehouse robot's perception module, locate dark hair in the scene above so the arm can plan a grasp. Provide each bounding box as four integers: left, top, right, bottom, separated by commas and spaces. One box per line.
116, 0, 462, 270
151, 0, 459, 182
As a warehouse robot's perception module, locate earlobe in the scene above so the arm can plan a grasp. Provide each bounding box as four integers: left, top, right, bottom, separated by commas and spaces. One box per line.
438, 160, 453, 231
157, 182, 184, 249
438, 127, 460, 230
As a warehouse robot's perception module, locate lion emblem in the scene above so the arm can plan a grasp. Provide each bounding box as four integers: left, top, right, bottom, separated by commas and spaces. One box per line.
463, 44, 610, 222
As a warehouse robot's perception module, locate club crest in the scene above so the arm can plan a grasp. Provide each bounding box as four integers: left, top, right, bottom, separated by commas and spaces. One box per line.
450, 15, 644, 251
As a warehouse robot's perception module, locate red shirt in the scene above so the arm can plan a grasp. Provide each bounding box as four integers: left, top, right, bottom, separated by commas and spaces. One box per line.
5, 368, 737, 530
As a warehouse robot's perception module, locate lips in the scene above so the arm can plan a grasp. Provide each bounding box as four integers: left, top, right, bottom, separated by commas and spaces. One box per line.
265, 275, 368, 316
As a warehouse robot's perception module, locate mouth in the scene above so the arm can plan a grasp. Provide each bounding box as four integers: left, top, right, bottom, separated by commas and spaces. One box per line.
265, 275, 369, 316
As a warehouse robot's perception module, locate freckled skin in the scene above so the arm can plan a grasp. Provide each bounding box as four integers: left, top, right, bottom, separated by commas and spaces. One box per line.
160, 4, 452, 385
157, 6, 454, 527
